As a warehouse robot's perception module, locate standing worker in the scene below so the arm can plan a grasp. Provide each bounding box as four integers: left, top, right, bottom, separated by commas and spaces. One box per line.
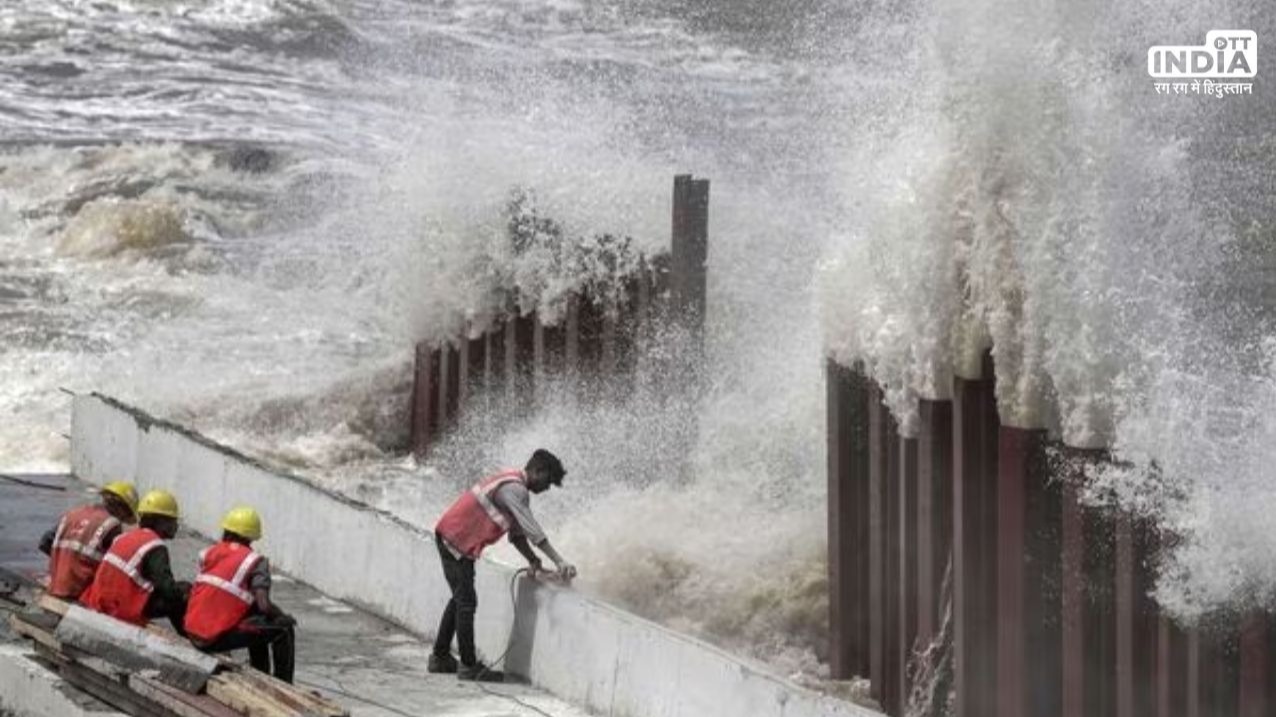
38, 481, 138, 600
185, 507, 297, 683
80, 490, 190, 634
429, 449, 577, 682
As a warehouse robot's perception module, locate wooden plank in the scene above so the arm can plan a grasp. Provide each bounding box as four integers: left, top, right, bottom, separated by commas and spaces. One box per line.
38, 592, 70, 616
131, 674, 242, 717
8, 611, 64, 652
233, 669, 347, 716
205, 673, 295, 717
33, 643, 175, 717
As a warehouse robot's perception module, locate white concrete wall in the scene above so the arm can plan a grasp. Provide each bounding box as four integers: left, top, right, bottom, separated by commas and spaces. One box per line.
72, 393, 882, 717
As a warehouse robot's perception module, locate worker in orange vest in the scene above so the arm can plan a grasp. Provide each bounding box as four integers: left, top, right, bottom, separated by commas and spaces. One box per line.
429, 449, 576, 682
38, 481, 138, 600
185, 507, 296, 683
81, 490, 190, 633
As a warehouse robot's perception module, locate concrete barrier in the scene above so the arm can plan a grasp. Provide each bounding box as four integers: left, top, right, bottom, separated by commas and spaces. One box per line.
71, 393, 881, 717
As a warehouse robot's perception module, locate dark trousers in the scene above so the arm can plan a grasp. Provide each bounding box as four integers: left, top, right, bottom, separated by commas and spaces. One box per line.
145, 592, 187, 637
433, 540, 478, 666
197, 614, 296, 683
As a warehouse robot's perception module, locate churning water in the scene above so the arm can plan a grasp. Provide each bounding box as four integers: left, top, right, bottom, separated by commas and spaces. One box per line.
2, 0, 1273, 690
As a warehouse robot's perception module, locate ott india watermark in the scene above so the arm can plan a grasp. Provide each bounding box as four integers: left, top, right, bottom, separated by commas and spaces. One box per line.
1148, 30, 1257, 97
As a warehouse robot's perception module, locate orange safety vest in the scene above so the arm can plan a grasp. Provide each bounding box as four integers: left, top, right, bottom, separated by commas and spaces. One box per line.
434, 469, 526, 559
185, 541, 263, 643
80, 528, 165, 626
48, 504, 121, 600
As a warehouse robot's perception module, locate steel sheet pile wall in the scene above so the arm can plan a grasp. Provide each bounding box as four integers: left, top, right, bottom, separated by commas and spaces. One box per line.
410, 174, 710, 458
826, 354, 1276, 717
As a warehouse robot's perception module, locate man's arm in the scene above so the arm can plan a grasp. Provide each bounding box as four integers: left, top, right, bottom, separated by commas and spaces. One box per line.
495, 484, 576, 579
248, 558, 292, 624
38, 527, 56, 556
533, 539, 576, 579
509, 534, 543, 571
141, 547, 189, 605
99, 525, 123, 552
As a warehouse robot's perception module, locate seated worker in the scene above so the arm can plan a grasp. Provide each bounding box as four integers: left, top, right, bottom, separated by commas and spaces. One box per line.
430, 448, 576, 682
39, 481, 137, 600
81, 490, 190, 634
185, 507, 296, 683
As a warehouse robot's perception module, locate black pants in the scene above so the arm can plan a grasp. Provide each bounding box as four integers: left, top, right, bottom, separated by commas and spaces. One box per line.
145, 592, 187, 637
433, 540, 478, 666
196, 614, 296, 683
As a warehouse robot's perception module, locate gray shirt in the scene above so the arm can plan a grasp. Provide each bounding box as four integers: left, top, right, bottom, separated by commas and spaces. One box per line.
492, 482, 546, 545
248, 555, 271, 592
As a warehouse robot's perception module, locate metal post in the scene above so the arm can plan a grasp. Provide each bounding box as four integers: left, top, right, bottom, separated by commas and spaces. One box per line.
1060, 452, 1117, 717
460, 332, 486, 407
900, 435, 920, 707
1116, 517, 1158, 717
565, 295, 580, 377
997, 427, 1061, 717
828, 359, 871, 679
487, 321, 507, 414
869, 386, 888, 701
869, 386, 902, 711
576, 297, 603, 397
409, 342, 438, 459
1239, 612, 1269, 717
511, 313, 536, 410
917, 399, 953, 651
953, 352, 999, 717
1193, 622, 1238, 717
1157, 616, 1189, 717
670, 174, 709, 337
441, 342, 461, 426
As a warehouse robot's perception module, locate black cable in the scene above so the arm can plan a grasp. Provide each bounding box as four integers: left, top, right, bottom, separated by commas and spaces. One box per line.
294, 677, 419, 717
476, 682, 557, 717
482, 567, 529, 670
0, 474, 67, 491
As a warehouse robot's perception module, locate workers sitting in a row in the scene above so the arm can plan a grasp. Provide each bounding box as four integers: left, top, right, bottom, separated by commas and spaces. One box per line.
39, 483, 296, 683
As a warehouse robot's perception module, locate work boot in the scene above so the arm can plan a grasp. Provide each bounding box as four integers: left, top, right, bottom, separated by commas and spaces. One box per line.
457, 662, 504, 683
428, 652, 458, 674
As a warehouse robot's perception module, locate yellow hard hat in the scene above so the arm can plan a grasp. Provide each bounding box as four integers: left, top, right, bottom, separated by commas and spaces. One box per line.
221, 506, 262, 541
100, 481, 139, 516
137, 490, 180, 519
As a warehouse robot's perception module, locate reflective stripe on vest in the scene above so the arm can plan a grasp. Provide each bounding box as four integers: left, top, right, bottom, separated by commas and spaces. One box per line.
101, 538, 164, 592
434, 469, 526, 559
53, 514, 120, 563
470, 483, 512, 531
185, 542, 264, 642
49, 505, 120, 599
194, 550, 260, 605
81, 527, 166, 626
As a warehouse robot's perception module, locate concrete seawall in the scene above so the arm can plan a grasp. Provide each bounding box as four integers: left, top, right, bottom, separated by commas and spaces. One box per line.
71, 393, 880, 717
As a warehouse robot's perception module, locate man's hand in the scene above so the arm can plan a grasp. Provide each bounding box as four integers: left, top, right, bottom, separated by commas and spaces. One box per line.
527, 560, 546, 579
556, 563, 578, 582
